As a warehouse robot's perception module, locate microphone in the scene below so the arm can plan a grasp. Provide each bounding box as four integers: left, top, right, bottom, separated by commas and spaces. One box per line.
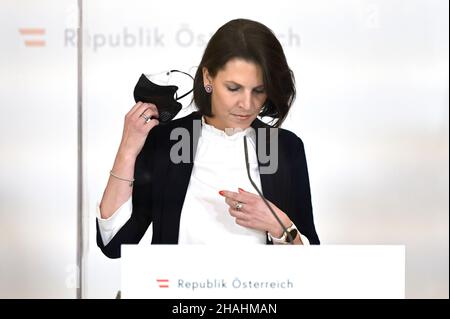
243, 136, 295, 244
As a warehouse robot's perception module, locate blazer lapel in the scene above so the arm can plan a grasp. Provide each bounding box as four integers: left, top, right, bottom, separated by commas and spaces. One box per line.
160, 112, 202, 244
251, 119, 278, 204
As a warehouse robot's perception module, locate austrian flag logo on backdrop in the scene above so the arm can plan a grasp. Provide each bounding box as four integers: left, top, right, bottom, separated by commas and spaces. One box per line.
18, 28, 46, 47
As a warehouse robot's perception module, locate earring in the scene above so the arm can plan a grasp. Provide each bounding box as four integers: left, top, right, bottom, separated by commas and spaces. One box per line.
204, 84, 213, 93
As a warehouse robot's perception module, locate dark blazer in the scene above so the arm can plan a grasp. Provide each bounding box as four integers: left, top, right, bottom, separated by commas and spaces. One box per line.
97, 111, 319, 258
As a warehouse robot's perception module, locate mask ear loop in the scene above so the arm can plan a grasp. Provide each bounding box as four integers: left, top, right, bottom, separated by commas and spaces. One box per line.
169, 69, 194, 101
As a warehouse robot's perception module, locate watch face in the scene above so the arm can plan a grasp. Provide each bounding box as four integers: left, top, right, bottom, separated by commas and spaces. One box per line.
286, 229, 298, 243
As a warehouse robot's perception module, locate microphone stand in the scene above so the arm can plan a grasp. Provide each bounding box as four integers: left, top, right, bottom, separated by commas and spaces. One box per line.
243, 136, 294, 244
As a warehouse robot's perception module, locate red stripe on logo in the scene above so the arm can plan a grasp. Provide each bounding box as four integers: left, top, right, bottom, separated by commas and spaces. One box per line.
19, 28, 46, 35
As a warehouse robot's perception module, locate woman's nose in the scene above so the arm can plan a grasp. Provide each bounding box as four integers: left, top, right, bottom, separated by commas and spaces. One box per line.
239, 92, 253, 110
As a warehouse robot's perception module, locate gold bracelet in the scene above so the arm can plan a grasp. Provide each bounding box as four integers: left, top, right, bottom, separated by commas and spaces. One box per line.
110, 170, 135, 187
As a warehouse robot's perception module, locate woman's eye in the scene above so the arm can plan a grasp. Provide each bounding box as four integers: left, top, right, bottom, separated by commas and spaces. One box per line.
254, 89, 265, 94
227, 87, 239, 92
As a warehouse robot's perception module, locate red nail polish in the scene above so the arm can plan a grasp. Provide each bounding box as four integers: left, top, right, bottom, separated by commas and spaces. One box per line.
238, 188, 245, 192
219, 191, 225, 196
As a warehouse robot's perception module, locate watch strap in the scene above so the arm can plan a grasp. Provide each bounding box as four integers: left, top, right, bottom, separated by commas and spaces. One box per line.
268, 223, 298, 244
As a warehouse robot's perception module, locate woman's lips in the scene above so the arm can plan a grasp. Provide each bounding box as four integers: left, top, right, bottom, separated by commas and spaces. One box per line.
233, 114, 251, 120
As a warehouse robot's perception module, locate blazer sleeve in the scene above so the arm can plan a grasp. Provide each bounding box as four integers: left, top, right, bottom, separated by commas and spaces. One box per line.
290, 137, 320, 244
96, 132, 156, 259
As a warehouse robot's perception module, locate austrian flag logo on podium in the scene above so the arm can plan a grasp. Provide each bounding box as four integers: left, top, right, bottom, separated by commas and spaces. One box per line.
157, 279, 169, 288
122, 246, 405, 299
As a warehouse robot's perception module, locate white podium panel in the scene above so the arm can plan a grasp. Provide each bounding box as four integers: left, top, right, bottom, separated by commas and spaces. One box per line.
121, 245, 405, 299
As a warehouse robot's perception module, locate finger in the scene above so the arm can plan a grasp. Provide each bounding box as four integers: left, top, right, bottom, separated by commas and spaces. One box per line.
227, 199, 249, 214
240, 190, 269, 209
126, 101, 144, 117
144, 118, 160, 130
136, 108, 160, 125
144, 103, 159, 118
237, 188, 260, 204
224, 197, 242, 208
132, 103, 159, 120
238, 187, 259, 199
139, 104, 159, 119
219, 190, 242, 202
235, 218, 250, 228
130, 102, 150, 119
228, 208, 248, 220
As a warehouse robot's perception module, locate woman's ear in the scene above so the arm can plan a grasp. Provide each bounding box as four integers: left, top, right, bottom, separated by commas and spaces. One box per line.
202, 67, 212, 87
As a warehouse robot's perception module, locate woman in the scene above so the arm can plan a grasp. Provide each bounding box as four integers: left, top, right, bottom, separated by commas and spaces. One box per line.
97, 19, 319, 258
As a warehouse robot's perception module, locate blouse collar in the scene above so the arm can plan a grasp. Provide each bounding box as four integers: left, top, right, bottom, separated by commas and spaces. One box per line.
201, 116, 255, 141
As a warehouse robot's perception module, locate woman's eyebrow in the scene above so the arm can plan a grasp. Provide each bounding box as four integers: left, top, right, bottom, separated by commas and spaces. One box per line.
225, 81, 264, 89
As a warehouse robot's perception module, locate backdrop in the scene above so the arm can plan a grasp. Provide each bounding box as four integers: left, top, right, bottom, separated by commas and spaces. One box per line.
0, 0, 448, 298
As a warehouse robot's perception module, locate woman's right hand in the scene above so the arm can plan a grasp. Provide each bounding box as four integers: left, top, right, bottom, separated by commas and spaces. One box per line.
117, 102, 160, 159
100, 102, 158, 220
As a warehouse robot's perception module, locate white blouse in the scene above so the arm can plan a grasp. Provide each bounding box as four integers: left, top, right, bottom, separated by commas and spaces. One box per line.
97, 117, 309, 246
177, 117, 266, 244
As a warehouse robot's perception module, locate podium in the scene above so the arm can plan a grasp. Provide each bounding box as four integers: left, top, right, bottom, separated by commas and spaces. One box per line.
121, 245, 405, 299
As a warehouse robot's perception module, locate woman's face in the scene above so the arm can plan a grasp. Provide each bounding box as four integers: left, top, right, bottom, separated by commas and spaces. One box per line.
203, 58, 267, 131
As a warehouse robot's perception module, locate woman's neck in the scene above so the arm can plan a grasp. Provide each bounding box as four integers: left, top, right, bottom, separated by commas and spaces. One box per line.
203, 115, 225, 131
203, 116, 252, 136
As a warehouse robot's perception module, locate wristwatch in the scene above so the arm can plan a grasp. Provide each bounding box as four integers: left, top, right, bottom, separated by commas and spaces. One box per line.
268, 223, 299, 244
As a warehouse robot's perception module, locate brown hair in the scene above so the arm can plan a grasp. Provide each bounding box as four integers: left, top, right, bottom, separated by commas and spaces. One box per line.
193, 18, 296, 127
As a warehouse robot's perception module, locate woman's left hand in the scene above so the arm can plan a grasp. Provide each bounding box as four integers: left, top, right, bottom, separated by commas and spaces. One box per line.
219, 188, 291, 238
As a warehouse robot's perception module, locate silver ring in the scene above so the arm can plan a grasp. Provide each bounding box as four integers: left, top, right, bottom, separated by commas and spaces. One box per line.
140, 113, 151, 123
235, 201, 243, 211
